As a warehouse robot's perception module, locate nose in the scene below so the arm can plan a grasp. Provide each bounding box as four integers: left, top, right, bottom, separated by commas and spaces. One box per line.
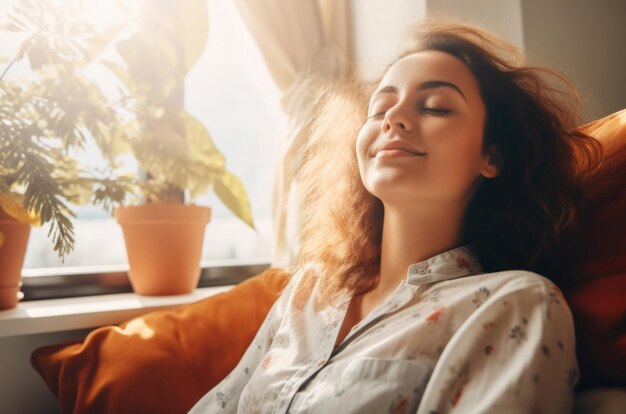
382, 104, 413, 133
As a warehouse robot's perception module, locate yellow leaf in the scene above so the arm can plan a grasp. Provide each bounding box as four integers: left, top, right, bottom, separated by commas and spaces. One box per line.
0, 193, 40, 226
87, 23, 125, 61
181, 111, 227, 197
96, 120, 133, 159
182, 111, 225, 172
180, 0, 209, 73
181, 111, 225, 166
214, 170, 255, 230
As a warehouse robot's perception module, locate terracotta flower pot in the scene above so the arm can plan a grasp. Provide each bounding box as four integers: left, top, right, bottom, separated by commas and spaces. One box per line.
115, 203, 211, 296
0, 208, 30, 310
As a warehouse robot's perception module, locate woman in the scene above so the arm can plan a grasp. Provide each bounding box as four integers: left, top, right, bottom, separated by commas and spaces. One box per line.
189, 21, 602, 413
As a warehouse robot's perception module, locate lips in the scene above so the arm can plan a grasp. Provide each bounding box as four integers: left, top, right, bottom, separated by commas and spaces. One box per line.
373, 140, 426, 157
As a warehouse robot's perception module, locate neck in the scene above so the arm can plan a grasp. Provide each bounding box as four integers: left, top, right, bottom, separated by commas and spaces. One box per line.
376, 202, 465, 294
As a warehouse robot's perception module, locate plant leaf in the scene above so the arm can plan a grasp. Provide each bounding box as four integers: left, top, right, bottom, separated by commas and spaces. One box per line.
180, 110, 227, 197
86, 22, 125, 61
116, 31, 178, 97
214, 170, 255, 230
181, 111, 225, 167
180, 0, 208, 74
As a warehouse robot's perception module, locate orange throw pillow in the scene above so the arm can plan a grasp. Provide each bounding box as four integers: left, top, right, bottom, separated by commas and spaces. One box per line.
31, 267, 290, 414
568, 109, 626, 389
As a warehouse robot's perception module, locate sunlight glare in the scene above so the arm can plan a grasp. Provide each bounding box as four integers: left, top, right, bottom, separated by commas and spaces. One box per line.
114, 317, 155, 339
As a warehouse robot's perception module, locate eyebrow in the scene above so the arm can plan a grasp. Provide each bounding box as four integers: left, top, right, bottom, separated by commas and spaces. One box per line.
373, 80, 467, 102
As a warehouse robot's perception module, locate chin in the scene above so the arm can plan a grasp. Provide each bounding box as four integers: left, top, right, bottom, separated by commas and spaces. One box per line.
367, 185, 412, 204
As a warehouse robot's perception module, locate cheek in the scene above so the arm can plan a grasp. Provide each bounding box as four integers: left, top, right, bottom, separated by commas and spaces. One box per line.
355, 126, 372, 167
430, 130, 485, 184
355, 125, 380, 192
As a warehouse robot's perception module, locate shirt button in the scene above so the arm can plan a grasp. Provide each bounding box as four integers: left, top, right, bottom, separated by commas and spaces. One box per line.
317, 359, 326, 366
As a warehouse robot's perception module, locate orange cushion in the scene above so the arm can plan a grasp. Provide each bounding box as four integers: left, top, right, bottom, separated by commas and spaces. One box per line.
567, 109, 626, 389
31, 267, 290, 414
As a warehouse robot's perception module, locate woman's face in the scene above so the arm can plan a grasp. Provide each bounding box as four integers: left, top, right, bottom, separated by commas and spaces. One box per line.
356, 50, 499, 208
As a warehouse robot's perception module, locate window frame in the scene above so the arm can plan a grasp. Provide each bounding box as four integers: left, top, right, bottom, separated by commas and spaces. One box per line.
21, 260, 271, 301
5, 0, 280, 302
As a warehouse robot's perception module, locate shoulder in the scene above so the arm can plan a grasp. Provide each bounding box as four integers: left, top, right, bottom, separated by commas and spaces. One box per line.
281, 262, 316, 292
462, 269, 573, 323
467, 269, 563, 298
272, 262, 318, 306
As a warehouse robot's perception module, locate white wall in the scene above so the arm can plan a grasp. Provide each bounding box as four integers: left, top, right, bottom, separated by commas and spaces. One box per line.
351, 0, 428, 80
426, 0, 525, 49
521, 0, 626, 120
351, 0, 625, 120
351, 0, 524, 80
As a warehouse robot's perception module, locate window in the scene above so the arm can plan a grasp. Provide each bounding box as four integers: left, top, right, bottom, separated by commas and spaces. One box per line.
2, 0, 284, 273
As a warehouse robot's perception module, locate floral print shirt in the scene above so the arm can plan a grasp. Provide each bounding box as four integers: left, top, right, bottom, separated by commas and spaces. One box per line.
188, 245, 579, 413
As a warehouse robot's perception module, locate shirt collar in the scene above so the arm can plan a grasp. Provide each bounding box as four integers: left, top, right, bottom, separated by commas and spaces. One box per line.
406, 244, 483, 286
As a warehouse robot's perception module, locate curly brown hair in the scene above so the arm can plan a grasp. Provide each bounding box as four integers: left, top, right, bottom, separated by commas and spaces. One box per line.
292, 20, 603, 310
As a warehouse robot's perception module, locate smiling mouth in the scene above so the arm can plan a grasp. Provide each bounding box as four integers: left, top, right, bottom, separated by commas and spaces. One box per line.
375, 149, 427, 159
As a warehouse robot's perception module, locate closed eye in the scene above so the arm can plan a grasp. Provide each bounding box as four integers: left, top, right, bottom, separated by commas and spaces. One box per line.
421, 107, 451, 115
367, 107, 451, 120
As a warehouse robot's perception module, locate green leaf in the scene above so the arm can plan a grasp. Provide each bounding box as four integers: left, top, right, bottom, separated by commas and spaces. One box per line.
105, 122, 133, 157
214, 170, 255, 230
14, 41, 26, 61
24, 34, 50, 70
181, 111, 225, 168
180, 110, 226, 197
116, 31, 178, 94
1, 21, 24, 32
180, 0, 208, 74
86, 23, 125, 61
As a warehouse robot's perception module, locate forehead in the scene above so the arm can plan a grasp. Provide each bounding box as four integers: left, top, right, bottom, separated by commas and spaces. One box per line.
376, 50, 482, 103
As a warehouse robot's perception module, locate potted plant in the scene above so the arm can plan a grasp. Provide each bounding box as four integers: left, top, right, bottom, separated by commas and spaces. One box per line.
0, 0, 134, 309
99, 0, 255, 295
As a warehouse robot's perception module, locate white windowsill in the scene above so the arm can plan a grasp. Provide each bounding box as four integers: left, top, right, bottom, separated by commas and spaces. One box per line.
0, 286, 235, 338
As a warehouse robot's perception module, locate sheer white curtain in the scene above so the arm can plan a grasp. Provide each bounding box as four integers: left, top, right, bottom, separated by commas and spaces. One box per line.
233, 0, 352, 267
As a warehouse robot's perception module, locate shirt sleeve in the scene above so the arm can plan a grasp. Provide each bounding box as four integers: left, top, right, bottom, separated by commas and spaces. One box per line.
417, 272, 579, 414
187, 268, 302, 414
